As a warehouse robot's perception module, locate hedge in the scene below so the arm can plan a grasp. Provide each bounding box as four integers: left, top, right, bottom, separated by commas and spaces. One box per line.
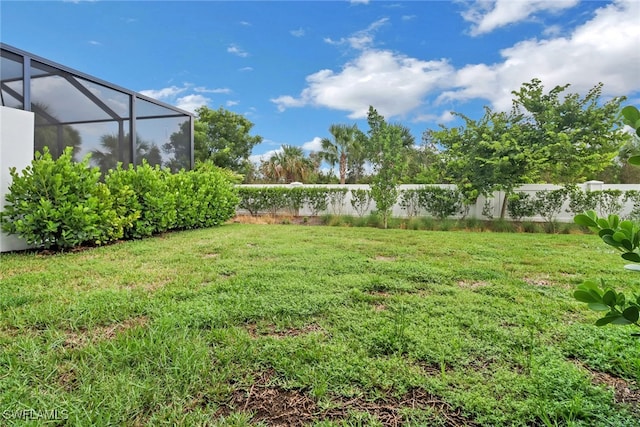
0, 149, 238, 250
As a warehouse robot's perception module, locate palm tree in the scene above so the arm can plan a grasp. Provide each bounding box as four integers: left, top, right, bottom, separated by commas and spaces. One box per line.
261, 145, 313, 183
92, 133, 162, 174
320, 124, 364, 184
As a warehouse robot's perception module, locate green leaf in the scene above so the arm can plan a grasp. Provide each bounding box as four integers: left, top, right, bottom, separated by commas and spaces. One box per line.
588, 302, 611, 311
612, 231, 627, 243
622, 252, 640, 263
629, 155, 640, 166
597, 218, 610, 229
602, 290, 617, 307
574, 214, 598, 227
610, 315, 633, 325
622, 306, 639, 323
621, 106, 640, 124
602, 234, 622, 248
574, 289, 601, 303
595, 314, 619, 326
598, 228, 614, 238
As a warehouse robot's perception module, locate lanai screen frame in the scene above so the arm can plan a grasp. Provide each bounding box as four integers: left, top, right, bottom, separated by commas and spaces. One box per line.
0, 43, 194, 171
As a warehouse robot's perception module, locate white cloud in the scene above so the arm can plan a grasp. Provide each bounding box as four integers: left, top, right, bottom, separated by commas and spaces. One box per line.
462, 0, 580, 36
274, 1, 640, 125
139, 84, 236, 113
302, 137, 323, 152
226, 100, 239, 107
249, 147, 282, 164
139, 85, 186, 100
88, 40, 101, 46
240, 21, 251, 26
290, 28, 305, 37
227, 44, 249, 57
272, 49, 453, 119
439, 0, 640, 111
239, 66, 254, 72
413, 110, 456, 124
175, 94, 210, 113
350, 0, 370, 4
324, 18, 389, 50
402, 15, 417, 21
194, 87, 232, 94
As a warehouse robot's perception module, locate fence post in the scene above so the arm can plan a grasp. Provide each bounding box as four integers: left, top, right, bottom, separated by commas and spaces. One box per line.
584, 180, 603, 192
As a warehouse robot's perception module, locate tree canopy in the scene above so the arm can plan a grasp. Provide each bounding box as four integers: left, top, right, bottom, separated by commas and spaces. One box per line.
425, 79, 630, 215
194, 106, 262, 175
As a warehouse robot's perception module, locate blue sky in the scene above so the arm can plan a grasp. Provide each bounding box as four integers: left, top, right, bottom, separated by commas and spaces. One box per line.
2, 0, 639, 163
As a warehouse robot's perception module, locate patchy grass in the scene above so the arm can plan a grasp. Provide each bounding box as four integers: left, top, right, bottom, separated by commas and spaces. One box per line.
1, 224, 639, 426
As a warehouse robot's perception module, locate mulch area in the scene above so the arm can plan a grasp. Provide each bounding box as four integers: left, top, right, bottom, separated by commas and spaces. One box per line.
215, 371, 477, 426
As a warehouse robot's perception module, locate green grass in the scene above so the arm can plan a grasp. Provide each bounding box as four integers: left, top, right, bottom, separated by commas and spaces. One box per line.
1, 224, 639, 426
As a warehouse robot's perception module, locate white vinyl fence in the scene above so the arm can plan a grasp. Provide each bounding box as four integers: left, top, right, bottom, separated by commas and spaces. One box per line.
236, 181, 640, 223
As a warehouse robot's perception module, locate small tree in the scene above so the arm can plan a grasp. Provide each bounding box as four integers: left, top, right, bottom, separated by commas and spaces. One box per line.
365, 107, 410, 228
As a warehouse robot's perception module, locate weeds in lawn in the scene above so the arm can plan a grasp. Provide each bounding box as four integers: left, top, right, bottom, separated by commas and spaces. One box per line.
1, 225, 638, 425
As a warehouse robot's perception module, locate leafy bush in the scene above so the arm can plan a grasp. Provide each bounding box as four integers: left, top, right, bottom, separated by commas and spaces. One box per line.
305, 188, 329, 216
327, 188, 348, 215
237, 187, 270, 216
595, 189, 624, 217
105, 162, 176, 239
350, 189, 372, 218
532, 188, 569, 232
624, 190, 640, 221
399, 189, 420, 218
565, 185, 598, 217
183, 162, 238, 228
573, 210, 639, 333
1, 147, 123, 249
507, 192, 536, 222
417, 186, 463, 220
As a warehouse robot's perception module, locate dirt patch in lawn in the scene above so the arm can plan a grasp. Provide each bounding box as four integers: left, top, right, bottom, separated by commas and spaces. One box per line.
62, 316, 149, 350
375, 255, 396, 262
215, 371, 477, 426
572, 360, 639, 408
457, 280, 489, 290
246, 323, 325, 339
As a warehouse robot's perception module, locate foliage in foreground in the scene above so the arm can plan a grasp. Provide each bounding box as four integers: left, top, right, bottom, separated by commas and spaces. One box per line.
572, 106, 640, 334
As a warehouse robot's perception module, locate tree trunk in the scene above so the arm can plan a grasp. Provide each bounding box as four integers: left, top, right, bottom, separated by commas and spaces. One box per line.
339, 153, 347, 185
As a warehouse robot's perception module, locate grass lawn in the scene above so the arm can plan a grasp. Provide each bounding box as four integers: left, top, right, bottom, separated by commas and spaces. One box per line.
1, 224, 639, 426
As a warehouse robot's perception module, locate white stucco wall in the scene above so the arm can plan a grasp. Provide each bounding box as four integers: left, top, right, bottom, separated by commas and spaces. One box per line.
1, 106, 34, 252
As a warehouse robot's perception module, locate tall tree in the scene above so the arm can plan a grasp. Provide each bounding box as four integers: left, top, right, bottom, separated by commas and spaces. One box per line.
426, 107, 536, 218
194, 106, 263, 174
319, 124, 364, 184
163, 119, 191, 172
511, 79, 628, 183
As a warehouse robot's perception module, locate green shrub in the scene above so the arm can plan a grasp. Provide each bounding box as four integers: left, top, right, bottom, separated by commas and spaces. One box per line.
167, 163, 238, 230
350, 189, 372, 218
507, 192, 536, 222
236, 187, 269, 216
327, 188, 348, 215
532, 188, 569, 233
104, 162, 176, 239
187, 162, 238, 228
0, 147, 123, 249
306, 188, 329, 216
399, 189, 420, 218
417, 186, 463, 219
624, 190, 640, 221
